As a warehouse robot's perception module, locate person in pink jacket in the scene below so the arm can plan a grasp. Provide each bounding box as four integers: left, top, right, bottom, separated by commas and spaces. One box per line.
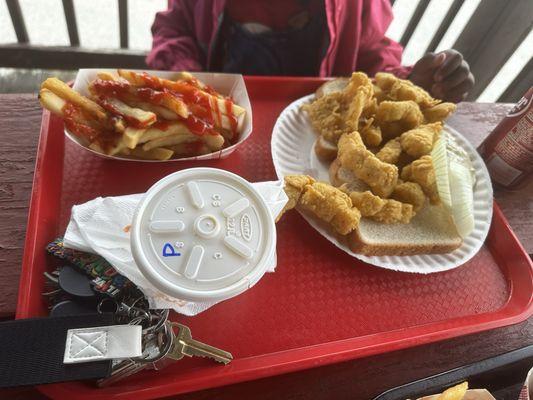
147, 0, 474, 103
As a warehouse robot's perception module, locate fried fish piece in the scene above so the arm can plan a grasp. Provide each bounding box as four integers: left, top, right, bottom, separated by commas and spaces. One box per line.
376, 72, 440, 109
343, 72, 375, 132
280, 175, 361, 234
278, 175, 317, 220
344, 72, 374, 97
359, 117, 383, 147
375, 100, 424, 139
362, 97, 378, 118
391, 181, 426, 212
423, 102, 456, 123
343, 189, 384, 216
374, 72, 441, 109
344, 91, 369, 133
401, 156, 440, 204
300, 181, 361, 235
373, 200, 414, 224
347, 190, 414, 224
389, 81, 440, 109
400, 122, 443, 158
373, 84, 388, 103
303, 92, 346, 143
374, 72, 397, 93
376, 137, 402, 164
395, 151, 415, 170
303, 72, 374, 144
337, 131, 398, 198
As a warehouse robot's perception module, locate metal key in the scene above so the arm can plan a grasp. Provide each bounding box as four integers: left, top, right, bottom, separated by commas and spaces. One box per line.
97, 319, 174, 387
167, 322, 233, 365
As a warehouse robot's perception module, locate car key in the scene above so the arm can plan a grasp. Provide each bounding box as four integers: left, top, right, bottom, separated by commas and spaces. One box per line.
166, 322, 233, 365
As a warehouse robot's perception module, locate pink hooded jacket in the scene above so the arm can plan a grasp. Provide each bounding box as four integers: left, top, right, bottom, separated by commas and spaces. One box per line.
146, 0, 412, 78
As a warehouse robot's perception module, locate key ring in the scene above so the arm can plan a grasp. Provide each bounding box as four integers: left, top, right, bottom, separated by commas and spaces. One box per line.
129, 309, 159, 332
97, 298, 151, 321
129, 295, 148, 309
138, 321, 173, 363
129, 309, 169, 334
146, 309, 169, 334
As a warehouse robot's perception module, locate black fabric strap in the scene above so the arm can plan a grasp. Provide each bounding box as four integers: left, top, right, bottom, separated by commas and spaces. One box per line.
0, 313, 114, 387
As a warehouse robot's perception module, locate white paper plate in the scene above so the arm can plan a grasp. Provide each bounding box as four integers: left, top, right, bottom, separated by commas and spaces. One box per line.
67, 69, 252, 162
271, 94, 493, 273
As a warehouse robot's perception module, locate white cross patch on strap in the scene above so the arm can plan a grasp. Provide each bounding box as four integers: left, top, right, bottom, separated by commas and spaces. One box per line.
64, 325, 142, 364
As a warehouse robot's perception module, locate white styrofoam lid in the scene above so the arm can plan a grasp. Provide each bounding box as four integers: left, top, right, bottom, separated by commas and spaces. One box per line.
131, 168, 276, 302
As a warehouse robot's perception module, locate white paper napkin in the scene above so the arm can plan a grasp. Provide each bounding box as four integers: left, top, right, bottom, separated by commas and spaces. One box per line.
63, 180, 288, 316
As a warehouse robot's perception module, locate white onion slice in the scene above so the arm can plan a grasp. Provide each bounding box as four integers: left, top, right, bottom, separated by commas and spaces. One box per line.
431, 131, 475, 238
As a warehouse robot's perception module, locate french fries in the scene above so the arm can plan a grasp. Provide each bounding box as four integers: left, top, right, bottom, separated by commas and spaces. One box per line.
137, 122, 194, 144
437, 382, 468, 400
42, 78, 107, 122
142, 134, 198, 151
117, 70, 246, 126
123, 127, 146, 149
88, 79, 189, 119
39, 88, 66, 116
127, 101, 180, 120
38, 70, 245, 160
175, 71, 224, 99
39, 87, 106, 141
98, 97, 156, 128
121, 147, 174, 161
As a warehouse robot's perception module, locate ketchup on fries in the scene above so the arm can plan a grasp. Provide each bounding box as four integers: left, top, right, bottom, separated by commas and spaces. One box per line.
39, 70, 246, 160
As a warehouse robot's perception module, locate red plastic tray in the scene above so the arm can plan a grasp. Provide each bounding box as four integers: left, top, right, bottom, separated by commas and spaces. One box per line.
17, 77, 533, 400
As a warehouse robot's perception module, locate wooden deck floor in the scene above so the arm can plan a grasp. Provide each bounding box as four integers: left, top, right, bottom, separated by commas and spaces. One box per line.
0, 68, 76, 93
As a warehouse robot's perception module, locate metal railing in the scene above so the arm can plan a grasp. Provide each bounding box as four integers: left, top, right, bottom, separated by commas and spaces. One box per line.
2, 0, 146, 69
1, 0, 532, 101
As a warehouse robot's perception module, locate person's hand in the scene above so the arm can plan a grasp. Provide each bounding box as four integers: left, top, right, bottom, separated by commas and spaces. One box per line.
409, 49, 475, 103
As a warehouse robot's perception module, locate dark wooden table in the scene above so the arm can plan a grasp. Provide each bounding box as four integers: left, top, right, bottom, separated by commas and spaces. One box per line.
0, 95, 531, 399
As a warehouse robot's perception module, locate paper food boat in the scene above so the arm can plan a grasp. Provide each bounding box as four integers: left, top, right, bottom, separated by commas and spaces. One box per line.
67, 69, 253, 162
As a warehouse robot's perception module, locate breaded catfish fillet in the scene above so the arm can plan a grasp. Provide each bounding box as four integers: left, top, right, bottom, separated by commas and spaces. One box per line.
401, 155, 440, 204
400, 122, 443, 158
300, 182, 361, 235
375, 100, 424, 139
374, 72, 440, 109
279, 175, 361, 235
345, 190, 414, 224
391, 181, 426, 212
376, 137, 402, 164
423, 102, 456, 123
337, 131, 398, 198
303, 72, 374, 144
303, 92, 346, 143
278, 174, 316, 220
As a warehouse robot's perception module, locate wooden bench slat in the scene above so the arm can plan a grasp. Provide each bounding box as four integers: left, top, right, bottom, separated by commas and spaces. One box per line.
0, 44, 146, 70
399, 0, 430, 47
423, 0, 463, 54
62, 0, 80, 47
498, 57, 533, 103
6, 0, 29, 44
118, 0, 129, 49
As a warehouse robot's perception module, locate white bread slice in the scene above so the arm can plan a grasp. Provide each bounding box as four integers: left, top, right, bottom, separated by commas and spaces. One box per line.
315, 78, 349, 98
315, 135, 338, 162
329, 159, 462, 256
